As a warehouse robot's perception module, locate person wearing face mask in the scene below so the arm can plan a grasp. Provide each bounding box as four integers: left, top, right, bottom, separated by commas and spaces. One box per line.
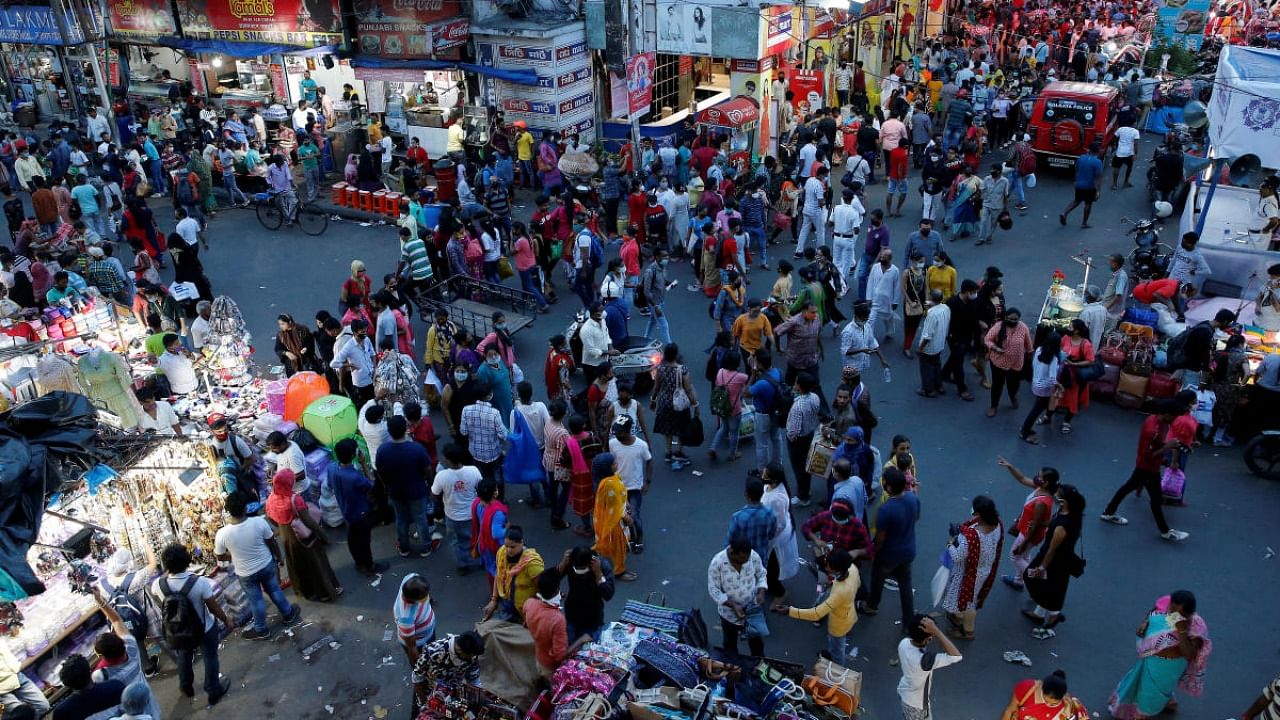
483, 526, 545, 622
940, 279, 981, 401
996, 457, 1061, 591
915, 289, 951, 398
524, 569, 592, 679
984, 307, 1033, 417
921, 151, 949, 225
901, 252, 928, 357
476, 345, 515, 421
557, 546, 617, 640
442, 363, 483, 440
330, 318, 376, 408
460, 385, 508, 488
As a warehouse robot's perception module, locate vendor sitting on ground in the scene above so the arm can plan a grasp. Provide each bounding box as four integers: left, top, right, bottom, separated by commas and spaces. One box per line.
1132, 277, 1196, 323
156, 333, 199, 396
524, 569, 592, 680
134, 387, 183, 436
411, 631, 485, 716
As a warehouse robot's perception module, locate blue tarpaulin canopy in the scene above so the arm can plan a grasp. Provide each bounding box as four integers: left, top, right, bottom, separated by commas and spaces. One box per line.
154, 38, 338, 58
349, 54, 541, 86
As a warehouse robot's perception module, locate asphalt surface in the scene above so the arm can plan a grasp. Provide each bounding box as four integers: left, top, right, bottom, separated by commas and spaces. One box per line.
124, 135, 1279, 720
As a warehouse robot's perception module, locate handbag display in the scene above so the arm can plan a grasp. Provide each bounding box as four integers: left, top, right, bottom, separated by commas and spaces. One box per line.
1098, 336, 1128, 367
1145, 370, 1178, 399
801, 675, 857, 717
812, 657, 862, 702
1114, 390, 1144, 409
1117, 371, 1150, 398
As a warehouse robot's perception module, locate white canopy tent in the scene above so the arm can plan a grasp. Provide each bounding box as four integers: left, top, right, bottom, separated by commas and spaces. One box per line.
1207, 45, 1280, 170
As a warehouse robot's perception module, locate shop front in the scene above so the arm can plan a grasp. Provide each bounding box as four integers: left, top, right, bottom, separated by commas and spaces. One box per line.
106, 0, 186, 112
0, 2, 109, 126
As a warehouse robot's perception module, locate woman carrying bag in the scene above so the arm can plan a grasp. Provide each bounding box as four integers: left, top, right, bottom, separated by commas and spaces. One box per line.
265, 469, 343, 603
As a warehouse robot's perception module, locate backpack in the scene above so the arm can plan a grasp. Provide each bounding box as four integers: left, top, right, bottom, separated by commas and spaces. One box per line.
634, 267, 651, 309
1166, 321, 1208, 370
587, 231, 605, 269
1017, 144, 1037, 175
176, 176, 195, 205
710, 375, 736, 418
763, 371, 793, 423
159, 575, 204, 650
103, 572, 149, 638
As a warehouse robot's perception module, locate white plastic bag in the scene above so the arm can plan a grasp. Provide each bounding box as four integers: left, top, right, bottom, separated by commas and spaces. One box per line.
1025, 172, 1038, 189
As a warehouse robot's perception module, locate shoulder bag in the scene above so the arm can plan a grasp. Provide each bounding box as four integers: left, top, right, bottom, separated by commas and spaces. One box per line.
290, 495, 325, 546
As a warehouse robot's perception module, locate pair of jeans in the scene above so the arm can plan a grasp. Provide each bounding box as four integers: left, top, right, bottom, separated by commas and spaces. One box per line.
1104, 468, 1170, 533
626, 489, 645, 544
1010, 170, 1027, 205
826, 632, 849, 666
518, 268, 549, 308
603, 196, 620, 234
788, 433, 815, 500
519, 159, 537, 188
917, 351, 943, 394
721, 616, 765, 656
149, 158, 168, 193
174, 624, 222, 698
223, 173, 248, 205
391, 497, 433, 554
979, 206, 1002, 241
943, 125, 965, 153
0, 673, 51, 713
940, 340, 971, 393
644, 302, 672, 345
856, 251, 878, 300
304, 165, 322, 202
572, 269, 596, 307
867, 555, 915, 623
239, 563, 295, 633
446, 517, 482, 570
347, 512, 375, 570
745, 225, 767, 266
550, 478, 571, 521
1019, 394, 1053, 437
712, 412, 743, 455
753, 413, 785, 469
795, 210, 824, 254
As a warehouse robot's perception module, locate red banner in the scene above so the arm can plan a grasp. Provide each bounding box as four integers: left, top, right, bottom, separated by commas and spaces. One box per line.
176, 0, 342, 45
188, 58, 206, 96
269, 64, 287, 102
789, 68, 825, 113
108, 0, 176, 39
625, 52, 655, 116
353, 0, 464, 56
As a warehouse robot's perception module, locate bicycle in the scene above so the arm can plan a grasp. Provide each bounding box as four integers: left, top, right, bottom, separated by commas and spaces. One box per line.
254, 190, 329, 236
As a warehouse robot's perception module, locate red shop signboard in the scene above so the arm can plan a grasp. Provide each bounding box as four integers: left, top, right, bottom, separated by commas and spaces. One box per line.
788, 67, 825, 113
108, 0, 176, 40
176, 0, 343, 45
353, 0, 466, 57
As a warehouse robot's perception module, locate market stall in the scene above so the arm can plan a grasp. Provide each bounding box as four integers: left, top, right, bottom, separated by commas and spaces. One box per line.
696, 97, 760, 168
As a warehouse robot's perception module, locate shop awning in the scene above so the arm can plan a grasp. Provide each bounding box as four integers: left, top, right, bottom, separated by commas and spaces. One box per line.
349, 55, 542, 87
697, 97, 760, 128
154, 38, 337, 58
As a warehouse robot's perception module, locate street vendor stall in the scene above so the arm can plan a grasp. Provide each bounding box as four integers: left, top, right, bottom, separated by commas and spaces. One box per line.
697, 97, 761, 166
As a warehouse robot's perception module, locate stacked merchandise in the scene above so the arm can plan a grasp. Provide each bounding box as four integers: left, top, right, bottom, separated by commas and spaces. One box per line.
202, 296, 255, 388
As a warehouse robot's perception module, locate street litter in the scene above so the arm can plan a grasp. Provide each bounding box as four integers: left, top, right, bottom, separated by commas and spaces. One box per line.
1003, 651, 1032, 666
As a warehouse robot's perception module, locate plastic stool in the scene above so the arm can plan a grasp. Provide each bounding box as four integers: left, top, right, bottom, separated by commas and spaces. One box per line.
330, 182, 348, 205
384, 192, 402, 218
344, 185, 359, 207
358, 190, 373, 212
372, 190, 388, 215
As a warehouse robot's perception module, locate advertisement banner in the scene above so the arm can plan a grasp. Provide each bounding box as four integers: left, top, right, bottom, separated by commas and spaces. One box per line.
609, 72, 628, 119
657, 2, 713, 56
108, 0, 175, 39
626, 52, 655, 116
353, 0, 464, 56
176, 0, 342, 45
0, 5, 73, 44
1157, 0, 1210, 51
766, 6, 794, 51
788, 67, 825, 112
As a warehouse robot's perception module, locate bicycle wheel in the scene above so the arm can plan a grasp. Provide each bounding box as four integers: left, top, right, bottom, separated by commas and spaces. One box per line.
256, 199, 284, 230
296, 204, 329, 236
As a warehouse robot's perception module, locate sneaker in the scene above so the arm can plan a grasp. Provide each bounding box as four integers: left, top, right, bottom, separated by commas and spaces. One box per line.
207, 678, 231, 707
240, 627, 271, 641
791, 496, 812, 507
418, 546, 434, 558
1099, 514, 1129, 525
398, 548, 410, 558
282, 606, 303, 626
1160, 529, 1190, 542
883, 578, 899, 591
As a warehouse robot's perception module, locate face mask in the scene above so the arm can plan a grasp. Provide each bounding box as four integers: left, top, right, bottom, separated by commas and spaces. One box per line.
572, 566, 591, 575
660, 259, 669, 268
1005, 319, 1018, 327
494, 322, 506, 331
454, 371, 469, 382
545, 593, 562, 606
934, 260, 945, 268
913, 261, 924, 269
832, 515, 850, 526
488, 357, 501, 367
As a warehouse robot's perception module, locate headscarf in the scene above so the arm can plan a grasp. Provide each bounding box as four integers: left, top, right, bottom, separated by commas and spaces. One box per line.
120, 681, 152, 715
350, 259, 366, 279
265, 468, 300, 525
591, 452, 615, 482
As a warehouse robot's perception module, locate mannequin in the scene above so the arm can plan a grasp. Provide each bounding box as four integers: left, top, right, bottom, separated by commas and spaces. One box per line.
76, 348, 143, 428
36, 352, 84, 395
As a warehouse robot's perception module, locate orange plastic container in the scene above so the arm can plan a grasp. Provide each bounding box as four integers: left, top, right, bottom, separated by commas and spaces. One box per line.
384, 192, 402, 218
330, 182, 348, 205
372, 190, 388, 215
358, 190, 373, 211
343, 185, 359, 207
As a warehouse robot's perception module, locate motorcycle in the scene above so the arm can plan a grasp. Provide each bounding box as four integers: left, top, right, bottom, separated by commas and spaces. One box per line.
565, 309, 662, 394
1244, 430, 1280, 481
1122, 216, 1175, 280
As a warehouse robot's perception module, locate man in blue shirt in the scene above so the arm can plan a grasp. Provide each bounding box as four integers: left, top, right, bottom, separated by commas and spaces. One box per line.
329, 437, 389, 576
748, 348, 786, 469
1060, 141, 1104, 229
860, 467, 920, 626
604, 296, 629, 347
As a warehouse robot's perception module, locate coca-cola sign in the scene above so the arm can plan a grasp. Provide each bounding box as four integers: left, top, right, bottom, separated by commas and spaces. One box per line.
353, 0, 466, 57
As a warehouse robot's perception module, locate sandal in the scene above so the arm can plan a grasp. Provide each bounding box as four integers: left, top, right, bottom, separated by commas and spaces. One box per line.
1020, 433, 1039, 445
618, 571, 639, 582
986, 408, 997, 418
1061, 423, 1072, 434
1031, 627, 1057, 640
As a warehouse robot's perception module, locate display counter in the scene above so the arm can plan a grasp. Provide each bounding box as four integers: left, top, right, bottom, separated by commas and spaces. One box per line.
126, 80, 177, 111
405, 105, 451, 158
1179, 181, 1280, 298
212, 89, 274, 111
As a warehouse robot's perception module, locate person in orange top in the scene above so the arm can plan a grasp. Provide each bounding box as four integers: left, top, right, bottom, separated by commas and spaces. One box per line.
523, 570, 591, 678
406, 136, 429, 167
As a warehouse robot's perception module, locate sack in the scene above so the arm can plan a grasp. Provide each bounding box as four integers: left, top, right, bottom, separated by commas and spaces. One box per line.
805, 433, 837, 478
1117, 371, 1150, 398
741, 603, 770, 640
1122, 306, 1159, 329
497, 256, 514, 279
710, 384, 732, 417
680, 413, 705, 447
1161, 466, 1186, 501
1114, 390, 1144, 409
290, 427, 322, 453
813, 657, 862, 702
159, 575, 204, 650
1076, 359, 1105, 382
1145, 370, 1178, 399
1025, 172, 1038, 188
103, 572, 148, 639
802, 675, 858, 717
176, 176, 195, 205
997, 209, 1013, 230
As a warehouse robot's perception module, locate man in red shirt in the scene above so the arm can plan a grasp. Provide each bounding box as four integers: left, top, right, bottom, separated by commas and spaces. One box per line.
523, 570, 590, 678
1099, 400, 1190, 541
619, 227, 642, 313
691, 142, 718, 181
404, 401, 438, 468
887, 145, 910, 218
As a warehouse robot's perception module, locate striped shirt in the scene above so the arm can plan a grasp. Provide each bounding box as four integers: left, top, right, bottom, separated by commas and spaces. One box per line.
786, 392, 821, 440
401, 238, 433, 281
1262, 674, 1280, 720
394, 573, 437, 648
485, 186, 510, 218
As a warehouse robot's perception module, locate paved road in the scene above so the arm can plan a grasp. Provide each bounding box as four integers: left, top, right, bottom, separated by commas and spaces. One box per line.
137, 137, 1280, 719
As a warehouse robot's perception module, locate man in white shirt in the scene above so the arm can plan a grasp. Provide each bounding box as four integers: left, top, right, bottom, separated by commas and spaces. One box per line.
706, 537, 768, 656
917, 290, 951, 397
830, 188, 864, 279
840, 302, 886, 372
608, 416, 651, 554
190, 301, 212, 351
1110, 119, 1142, 189
796, 139, 818, 180
135, 388, 183, 435
330, 318, 376, 407
157, 333, 199, 395
431, 443, 484, 573
867, 249, 902, 341
512, 382, 550, 449
898, 615, 962, 719
85, 107, 111, 144
1079, 285, 1108, 349
150, 543, 231, 704
359, 398, 403, 460
795, 167, 829, 256
292, 101, 312, 133
264, 431, 310, 496
175, 207, 203, 249
578, 303, 617, 383
214, 493, 301, 640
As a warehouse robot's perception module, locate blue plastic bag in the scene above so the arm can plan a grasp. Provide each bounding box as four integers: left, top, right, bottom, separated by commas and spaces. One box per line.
503, 410, 545, 485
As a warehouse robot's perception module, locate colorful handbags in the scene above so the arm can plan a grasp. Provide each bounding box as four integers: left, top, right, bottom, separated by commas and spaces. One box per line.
813, 657, 862, 704
801, 675, 858, 717
1117, 371, 1150, 398
1161, 467, 1186, 502
1146, 371, 1178, 399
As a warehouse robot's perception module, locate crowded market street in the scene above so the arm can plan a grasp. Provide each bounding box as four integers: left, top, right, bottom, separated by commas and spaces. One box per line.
122, 137, 1279, 719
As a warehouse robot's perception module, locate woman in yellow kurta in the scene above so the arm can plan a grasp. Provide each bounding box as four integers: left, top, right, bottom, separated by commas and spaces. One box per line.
591, 453, 636, 581
925, 250, 957, 300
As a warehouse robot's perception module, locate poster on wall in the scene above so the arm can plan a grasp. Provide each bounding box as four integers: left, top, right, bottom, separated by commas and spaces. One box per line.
625, 52, 655, 117
789, 68, 825, 113
176, 0, 342, 45
107, 0, 175, 40
656, 2, 712, 56
1157, 0, 1210, 50
352, 0, 466, 57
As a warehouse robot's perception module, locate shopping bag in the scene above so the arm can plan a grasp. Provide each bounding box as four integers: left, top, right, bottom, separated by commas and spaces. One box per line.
931, 564, 951, 607
504, 410, 545, 485
812, 657, 862, 700
805, 432, 837, 477
679, 413, 705, 447
498, 256, 515, 279
801, 675, 858, 717
997, 209, 1013, 230
1160, 467, 1186, 502
1025, 173, 1037, 188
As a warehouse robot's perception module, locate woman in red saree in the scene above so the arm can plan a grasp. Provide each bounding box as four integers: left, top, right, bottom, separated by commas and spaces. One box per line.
560, 416, 599, 538
1002, 671, 1089, 720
